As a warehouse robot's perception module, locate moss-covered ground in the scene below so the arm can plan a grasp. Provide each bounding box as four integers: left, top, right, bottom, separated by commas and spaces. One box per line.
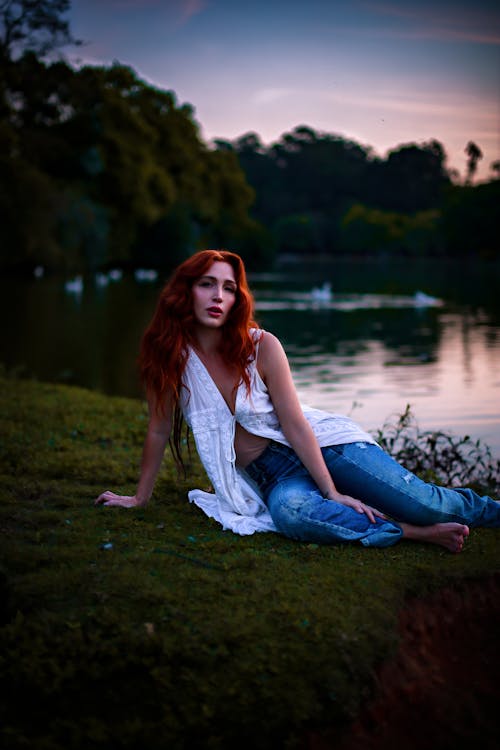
1, 374, 499, 749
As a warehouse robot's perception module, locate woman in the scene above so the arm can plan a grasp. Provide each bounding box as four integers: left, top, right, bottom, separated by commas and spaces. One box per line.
96, 250, 500, 552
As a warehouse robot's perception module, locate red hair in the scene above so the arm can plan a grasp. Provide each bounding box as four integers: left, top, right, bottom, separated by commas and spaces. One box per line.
138, 250, 259, 469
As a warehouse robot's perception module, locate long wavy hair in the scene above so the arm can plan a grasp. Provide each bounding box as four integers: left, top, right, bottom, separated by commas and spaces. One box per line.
138, 250, 259, 470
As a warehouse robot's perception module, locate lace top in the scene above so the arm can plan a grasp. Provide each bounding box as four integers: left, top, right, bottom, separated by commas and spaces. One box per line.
180, 329, 376, 535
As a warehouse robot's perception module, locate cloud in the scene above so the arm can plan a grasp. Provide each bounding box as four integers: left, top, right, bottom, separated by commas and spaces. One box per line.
359, 1, 500, 45
249, 83, 498, 131
100, 0, 168, 7
362, 25, 500, 45
322, 87, 499, 123
180, 0, 209, 23
94, 0, 209, 23
252, 88, 296, 105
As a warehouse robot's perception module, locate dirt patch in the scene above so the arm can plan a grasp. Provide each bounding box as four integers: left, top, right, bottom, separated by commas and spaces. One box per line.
306, 574, 500, 750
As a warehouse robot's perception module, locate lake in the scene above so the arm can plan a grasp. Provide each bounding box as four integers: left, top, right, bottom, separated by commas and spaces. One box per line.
2, 257, 500, 458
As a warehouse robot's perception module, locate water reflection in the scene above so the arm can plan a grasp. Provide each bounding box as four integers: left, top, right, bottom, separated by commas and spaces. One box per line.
254, 290, 443, 312
1, 259, 499, 457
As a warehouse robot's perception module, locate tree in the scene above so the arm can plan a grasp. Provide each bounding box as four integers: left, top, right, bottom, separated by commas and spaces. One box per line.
370, 140, 451, 212
0, 54, 269, 272
464, 141, 483, 185
489, 160, 500, 180
225, 126, 375, 255
442, 180, 500, 260
0, 0, 79, 63
0, 155, 60, 270
339, 204, 442, 258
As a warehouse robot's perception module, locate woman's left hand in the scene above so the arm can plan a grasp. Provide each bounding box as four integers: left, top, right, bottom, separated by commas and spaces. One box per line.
328, 493, 386, 523
95, 491, 146, 508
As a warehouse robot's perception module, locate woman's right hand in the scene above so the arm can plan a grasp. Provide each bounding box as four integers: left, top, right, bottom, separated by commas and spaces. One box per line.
95, 491, 147, 508
328, 492, 386, 524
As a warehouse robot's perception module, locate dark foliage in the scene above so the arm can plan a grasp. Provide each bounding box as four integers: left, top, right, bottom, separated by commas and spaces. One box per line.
373, 404, 500, 495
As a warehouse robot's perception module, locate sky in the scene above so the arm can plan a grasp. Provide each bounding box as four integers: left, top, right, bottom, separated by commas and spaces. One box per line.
68, 0, 500, 182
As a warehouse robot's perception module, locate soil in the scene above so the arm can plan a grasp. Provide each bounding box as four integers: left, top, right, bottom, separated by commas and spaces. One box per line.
305, 573, 500, 750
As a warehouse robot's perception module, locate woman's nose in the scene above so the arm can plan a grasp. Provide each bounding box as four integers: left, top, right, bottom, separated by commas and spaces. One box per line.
212, 288, 223, 301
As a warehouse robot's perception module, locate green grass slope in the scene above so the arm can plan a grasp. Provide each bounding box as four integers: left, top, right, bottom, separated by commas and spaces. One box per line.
0, 375, 499, 749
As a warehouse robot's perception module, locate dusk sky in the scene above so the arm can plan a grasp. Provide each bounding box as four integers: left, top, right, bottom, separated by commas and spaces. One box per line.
68, 0, 500, 182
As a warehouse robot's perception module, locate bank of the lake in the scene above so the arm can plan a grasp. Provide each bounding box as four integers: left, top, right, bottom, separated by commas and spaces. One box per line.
1, 375, 499, 749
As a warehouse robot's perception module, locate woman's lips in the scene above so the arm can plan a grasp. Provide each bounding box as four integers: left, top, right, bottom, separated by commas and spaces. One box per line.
207, 307, 223, 316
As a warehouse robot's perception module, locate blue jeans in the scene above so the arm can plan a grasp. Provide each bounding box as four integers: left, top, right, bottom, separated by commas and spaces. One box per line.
244, 441, 500, 548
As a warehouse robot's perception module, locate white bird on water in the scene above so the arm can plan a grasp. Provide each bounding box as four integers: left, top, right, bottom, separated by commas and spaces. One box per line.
134, 269, 158, 282
95, 272, 109, 287
64, 276, 83, 295
413, 290, 443, 307
311, 282, 332, 302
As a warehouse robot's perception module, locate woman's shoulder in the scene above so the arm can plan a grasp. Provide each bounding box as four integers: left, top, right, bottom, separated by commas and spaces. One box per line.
250, 327, 281, 345
252, 328, 283, 353
251, 329, 288, 378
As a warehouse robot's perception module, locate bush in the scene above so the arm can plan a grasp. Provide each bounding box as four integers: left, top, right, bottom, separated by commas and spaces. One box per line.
373, 405, 500, 495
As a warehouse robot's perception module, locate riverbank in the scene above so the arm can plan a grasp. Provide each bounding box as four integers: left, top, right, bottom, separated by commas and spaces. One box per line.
1, 375, 499, 749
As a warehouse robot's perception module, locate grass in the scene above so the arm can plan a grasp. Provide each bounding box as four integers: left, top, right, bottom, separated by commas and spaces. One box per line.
0, 373, 499, 749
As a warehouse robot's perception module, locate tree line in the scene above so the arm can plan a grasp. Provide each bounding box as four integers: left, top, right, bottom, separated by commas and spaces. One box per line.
217, 128, 499, 261
1, 0, 498, 275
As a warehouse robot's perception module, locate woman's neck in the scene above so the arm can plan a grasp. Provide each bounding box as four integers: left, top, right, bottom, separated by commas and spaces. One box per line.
192, 327, 224, 357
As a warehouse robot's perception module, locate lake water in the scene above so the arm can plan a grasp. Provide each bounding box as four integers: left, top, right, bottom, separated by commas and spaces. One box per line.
2, 258, 500, 458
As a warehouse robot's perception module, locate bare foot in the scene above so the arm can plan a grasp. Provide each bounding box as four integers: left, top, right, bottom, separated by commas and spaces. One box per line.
399, 522, 470, 553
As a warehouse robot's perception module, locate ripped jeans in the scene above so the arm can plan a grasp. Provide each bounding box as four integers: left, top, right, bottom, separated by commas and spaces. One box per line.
244, 441, 500, 548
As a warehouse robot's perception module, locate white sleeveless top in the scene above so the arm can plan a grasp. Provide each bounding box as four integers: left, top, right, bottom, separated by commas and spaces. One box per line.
180, 329, 376, 535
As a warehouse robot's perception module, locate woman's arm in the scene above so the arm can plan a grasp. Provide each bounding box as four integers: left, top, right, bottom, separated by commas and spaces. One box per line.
95, 391, 172, 508
258, 332, 384, 522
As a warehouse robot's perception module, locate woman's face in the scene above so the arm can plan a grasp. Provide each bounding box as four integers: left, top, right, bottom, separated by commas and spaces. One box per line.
191, 261, 237, 329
